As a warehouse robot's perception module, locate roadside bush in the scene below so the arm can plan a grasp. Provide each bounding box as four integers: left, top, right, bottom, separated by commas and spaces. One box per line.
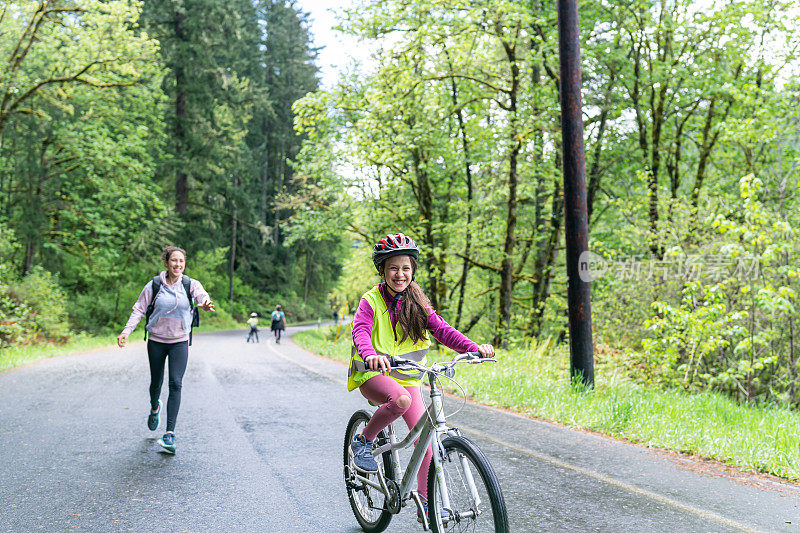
629, 175, 799, 404
14, 266, 71, 341
0, 277, 35, 348
0, 262, 71, 347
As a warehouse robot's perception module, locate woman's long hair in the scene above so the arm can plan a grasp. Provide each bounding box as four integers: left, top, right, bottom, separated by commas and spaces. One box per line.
381, 256, 431, 344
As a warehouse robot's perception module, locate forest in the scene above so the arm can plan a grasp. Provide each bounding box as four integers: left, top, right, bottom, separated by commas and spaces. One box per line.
1, 0, 799, 406
0, 0, 336, 336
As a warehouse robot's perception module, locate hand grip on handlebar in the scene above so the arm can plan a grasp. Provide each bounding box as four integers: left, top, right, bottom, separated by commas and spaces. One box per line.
387, 356, 412, 368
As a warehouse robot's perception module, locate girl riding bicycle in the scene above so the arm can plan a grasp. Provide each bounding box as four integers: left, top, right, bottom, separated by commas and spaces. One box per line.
348, 233, 494, 521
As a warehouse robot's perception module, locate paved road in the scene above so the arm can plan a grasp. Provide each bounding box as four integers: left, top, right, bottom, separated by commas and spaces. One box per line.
1, 327, 798, 532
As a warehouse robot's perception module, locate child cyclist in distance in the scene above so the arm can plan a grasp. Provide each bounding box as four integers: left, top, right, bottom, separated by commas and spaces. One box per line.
348, 233, 495, 523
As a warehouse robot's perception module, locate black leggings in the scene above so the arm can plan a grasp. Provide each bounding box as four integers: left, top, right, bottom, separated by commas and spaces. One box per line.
271, 320, 284, 340
147, 340, 189, 432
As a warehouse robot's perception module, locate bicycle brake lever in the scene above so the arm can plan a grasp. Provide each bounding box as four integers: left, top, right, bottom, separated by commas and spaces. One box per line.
388, 356, 412, 368
468, 357, 497, 364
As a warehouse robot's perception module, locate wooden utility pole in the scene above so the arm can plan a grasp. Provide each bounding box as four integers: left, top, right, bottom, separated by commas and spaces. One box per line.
557, 0, 594, 387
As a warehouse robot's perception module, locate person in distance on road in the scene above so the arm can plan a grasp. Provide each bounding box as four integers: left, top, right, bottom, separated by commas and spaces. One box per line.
117, 245, 215, 454
270, 304, 286, 344
246, 312, 259, 343
347, 233, 494, 524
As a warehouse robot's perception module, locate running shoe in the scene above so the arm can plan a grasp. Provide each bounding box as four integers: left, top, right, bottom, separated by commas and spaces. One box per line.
350, 434, 378, 472
158, 433, 176, 454
147, 400, 162, 431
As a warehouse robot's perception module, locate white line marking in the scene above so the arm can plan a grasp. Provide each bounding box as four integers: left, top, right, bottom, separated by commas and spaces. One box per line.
458, 426, 763, 533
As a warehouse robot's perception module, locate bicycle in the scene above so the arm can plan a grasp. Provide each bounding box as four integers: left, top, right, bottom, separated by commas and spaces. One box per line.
343, 351, 509, 533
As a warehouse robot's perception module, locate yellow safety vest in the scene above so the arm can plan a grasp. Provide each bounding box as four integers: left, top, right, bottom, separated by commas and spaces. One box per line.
347, 285, 431, 391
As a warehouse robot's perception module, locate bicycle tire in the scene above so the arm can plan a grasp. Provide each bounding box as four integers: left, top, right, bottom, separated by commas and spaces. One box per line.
427, 435, 509, 533
343, 409, 394, 533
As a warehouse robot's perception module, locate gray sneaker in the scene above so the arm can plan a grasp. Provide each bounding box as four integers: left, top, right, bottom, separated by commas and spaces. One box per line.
147, 400, 162, 431
350, 434, 378, 472
158, 433, 176, 454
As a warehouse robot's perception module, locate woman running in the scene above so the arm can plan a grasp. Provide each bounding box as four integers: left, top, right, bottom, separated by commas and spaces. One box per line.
117, 245, 215, 453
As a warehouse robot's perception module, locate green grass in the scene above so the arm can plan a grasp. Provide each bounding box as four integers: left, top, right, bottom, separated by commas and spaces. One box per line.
0, 333, 119, 372
294, 326, 800, 481
294, 324, 354, 363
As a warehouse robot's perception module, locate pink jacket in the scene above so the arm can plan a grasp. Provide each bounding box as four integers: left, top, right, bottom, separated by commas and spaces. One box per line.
352, 283, 479, 360
121, 272, 210, 343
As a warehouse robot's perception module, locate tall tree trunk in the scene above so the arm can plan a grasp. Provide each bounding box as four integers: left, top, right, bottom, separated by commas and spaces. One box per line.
272, 136, 285, 263
666, 105, 698, 219
451, 82, 473, 329
647, 82, 668, 258
411, 147, 440, 313
529, 174, 562, 336
261, 117, 270, 224
22, 136, 49, 275
303, 248, 310, 303
228, 177, 238, 304
691, 95, 731, 209
443, 49, 473, 328
587, 74, 614, 223
174, 11, 188, 214
23, 239, 35, 275
690, 98, 716, 208
496, 39, 520, 348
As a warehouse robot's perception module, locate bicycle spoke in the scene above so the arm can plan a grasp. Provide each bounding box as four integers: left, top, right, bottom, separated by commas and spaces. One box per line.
344, 410, 394, 532
429, 436, 508, 533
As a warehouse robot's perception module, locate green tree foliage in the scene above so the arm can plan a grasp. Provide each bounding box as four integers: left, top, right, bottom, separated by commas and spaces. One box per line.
583, 0, 799, 246
238, 0, 327, 305
0, 0, 164, 272
0, 0, 158, 137
0, 223, 69, 347
141, 0, 260, 229
639, 175, 799, 403
0, 0, 170, 332
0, 1, 342, 346
292, 0, 568, 345
291, 0, 800, 405
140, 0, 338, 317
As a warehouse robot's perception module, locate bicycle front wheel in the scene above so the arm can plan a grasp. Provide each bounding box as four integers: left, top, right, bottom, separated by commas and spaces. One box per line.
427, 435, 509, 533
343, 409, 394, 533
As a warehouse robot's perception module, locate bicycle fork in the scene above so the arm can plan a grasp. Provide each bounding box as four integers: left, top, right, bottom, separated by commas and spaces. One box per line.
429, 383, 482, 523
429, 383, 456, 520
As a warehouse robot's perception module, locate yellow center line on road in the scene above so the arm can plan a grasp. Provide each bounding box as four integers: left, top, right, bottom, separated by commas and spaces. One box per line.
270, 340, 765, 533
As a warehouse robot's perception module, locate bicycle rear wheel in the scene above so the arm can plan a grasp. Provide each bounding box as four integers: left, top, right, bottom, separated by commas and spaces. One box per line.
343, 409, 394, 533
427, 435, 509, 533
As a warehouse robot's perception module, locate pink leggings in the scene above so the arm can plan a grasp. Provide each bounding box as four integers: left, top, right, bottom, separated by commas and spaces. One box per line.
359, 374, 432, 499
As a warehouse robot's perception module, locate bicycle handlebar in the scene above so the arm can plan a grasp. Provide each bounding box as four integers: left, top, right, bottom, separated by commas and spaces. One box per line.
387, 351, 495, 374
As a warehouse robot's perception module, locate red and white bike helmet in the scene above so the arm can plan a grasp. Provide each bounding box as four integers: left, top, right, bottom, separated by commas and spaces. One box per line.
372, 233, 419, 271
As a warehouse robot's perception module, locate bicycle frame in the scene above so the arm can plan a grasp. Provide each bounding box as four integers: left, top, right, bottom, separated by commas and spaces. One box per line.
349, 371, 457, 515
